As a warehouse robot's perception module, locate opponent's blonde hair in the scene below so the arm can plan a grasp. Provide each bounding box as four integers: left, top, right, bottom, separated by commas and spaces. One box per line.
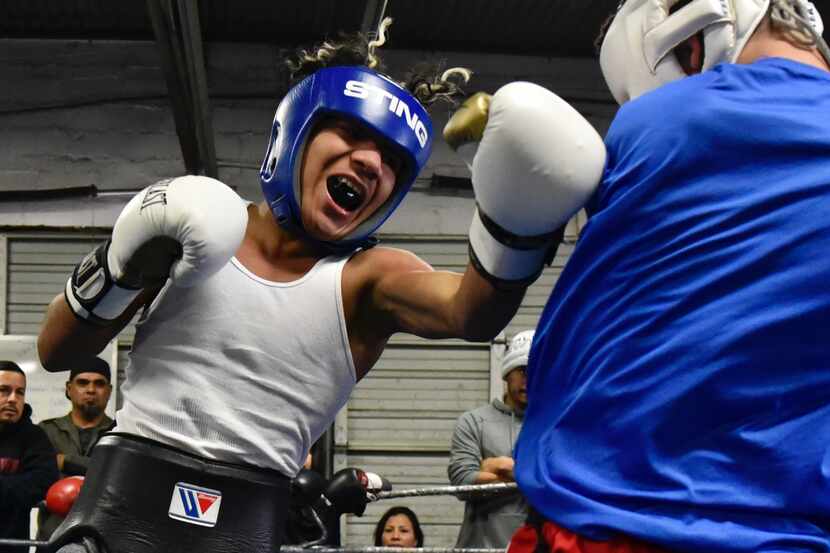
594, 0, 829, 64
770, 0, 830, 62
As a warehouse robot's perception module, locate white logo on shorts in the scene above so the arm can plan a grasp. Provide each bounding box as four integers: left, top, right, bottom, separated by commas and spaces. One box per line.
168, 482, 222, 527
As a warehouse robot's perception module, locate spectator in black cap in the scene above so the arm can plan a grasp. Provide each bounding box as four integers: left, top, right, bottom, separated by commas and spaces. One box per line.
37, 357, 114, 538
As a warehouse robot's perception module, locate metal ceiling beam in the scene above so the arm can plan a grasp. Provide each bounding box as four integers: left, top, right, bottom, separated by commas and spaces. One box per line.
146, 0, 197, 173
360, 0, 388, 33
146, 0, 217, 178
176, 0, 217, 177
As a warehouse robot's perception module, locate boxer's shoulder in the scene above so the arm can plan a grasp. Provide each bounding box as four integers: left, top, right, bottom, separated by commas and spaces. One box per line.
341, 246, 433, 325
344, 245, 433, 287
340, 247, 434, 377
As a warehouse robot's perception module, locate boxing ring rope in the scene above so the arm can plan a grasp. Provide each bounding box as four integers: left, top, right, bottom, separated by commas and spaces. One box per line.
280, 545, 504, 553
288, 482, 518, 551
0, 482, 518, 551
371, 482, 518, 501
0, 538, 49, 548
284, 484, 519, 552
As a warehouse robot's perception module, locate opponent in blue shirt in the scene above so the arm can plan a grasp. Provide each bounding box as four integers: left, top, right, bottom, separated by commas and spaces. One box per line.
511, 1, 830, 552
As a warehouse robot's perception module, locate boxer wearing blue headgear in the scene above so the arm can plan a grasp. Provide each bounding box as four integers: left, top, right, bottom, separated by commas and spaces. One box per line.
37, 18, 577, 553
260, 65, 432, 252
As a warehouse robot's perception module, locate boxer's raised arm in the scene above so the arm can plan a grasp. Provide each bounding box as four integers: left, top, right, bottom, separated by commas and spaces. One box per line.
38, 176, 248, 371
357, 82, 605, 342
38, 288, 151, 371
444, 83, 606, 291
351, 247, 524, 342
396, 262, 525, 341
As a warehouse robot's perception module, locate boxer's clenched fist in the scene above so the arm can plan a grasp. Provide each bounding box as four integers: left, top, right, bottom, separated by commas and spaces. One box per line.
445, 82, 607, 288
66, 176, 248, 324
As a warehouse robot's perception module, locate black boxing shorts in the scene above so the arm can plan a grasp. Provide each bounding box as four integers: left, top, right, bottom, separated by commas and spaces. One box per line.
47, 433, 291, 553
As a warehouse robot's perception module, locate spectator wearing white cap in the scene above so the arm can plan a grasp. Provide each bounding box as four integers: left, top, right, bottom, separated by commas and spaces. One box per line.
447, 330, 533, 549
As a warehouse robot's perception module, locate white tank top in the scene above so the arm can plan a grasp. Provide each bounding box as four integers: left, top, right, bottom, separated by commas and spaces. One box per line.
115, 255, 356, 476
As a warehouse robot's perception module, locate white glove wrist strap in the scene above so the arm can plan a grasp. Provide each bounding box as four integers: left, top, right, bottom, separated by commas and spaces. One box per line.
468, 209, 552, 288
65, 241, 142, 325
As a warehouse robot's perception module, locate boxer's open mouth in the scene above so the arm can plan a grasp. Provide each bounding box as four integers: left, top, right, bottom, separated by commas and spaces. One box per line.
327, 176, 364, 212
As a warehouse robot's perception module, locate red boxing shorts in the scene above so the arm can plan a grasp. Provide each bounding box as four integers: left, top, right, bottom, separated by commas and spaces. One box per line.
507, 519, 670, 553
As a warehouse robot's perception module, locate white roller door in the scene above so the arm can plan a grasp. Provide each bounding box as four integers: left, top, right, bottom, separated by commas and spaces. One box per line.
3, 234, 139, 342
344, 341, 491, 450
5, 236, 100, 335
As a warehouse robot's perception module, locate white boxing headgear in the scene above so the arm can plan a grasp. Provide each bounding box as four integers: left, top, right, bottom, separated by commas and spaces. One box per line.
600, 0, 826, 105
501, 330, 535, 379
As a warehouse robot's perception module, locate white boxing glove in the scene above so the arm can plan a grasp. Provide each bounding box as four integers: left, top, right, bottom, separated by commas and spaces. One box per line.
66, 175, 248, 324
444, 83, 606, 288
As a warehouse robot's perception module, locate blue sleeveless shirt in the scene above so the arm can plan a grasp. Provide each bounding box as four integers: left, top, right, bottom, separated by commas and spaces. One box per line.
515, 58, 830, 552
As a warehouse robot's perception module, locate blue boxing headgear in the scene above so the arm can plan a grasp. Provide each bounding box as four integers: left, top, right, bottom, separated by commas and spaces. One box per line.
260, 66, 433, 251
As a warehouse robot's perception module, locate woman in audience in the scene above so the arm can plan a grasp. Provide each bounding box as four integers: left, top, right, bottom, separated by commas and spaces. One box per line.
373, 506, 424, 548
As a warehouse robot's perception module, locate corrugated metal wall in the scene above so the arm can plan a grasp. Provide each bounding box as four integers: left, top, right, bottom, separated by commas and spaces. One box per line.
6, 236, 99, 335
4, 234, 139, 341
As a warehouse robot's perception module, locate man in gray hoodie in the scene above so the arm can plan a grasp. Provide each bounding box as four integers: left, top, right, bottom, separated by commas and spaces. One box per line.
448, 330, 533, 549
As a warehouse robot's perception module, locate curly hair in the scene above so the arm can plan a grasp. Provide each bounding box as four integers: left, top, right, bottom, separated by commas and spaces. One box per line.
286, 17, 471, 107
